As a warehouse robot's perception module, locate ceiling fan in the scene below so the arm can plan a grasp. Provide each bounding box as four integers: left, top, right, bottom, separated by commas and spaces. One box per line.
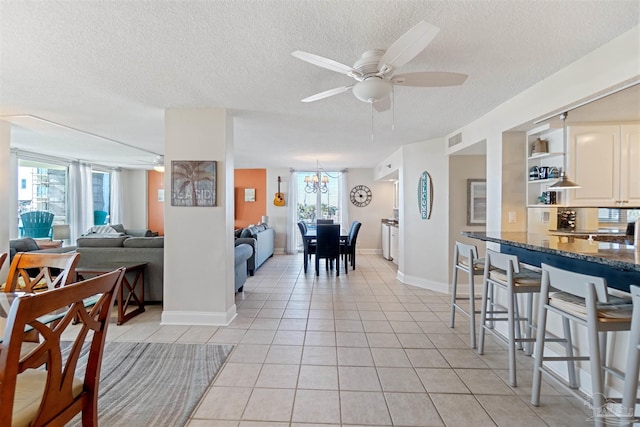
292, 20, 467, 111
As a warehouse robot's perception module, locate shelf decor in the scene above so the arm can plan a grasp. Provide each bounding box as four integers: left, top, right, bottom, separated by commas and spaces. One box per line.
171, 160, 217, 207
467, 179, 486, 225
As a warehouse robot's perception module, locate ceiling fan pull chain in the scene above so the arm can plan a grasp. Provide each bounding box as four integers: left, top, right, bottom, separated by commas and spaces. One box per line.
392, 86, 395, 131
371, 103, 375, 142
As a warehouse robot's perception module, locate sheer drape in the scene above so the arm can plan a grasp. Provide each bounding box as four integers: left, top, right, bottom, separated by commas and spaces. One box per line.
68, 161, 94, 242
109, 168, 123, 225
339, 170, 349, 231
285, 170, 298, 254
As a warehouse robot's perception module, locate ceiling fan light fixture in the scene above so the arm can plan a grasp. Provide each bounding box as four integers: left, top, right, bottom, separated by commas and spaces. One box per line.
153, 155, 165, 172
352, 77, 392, 103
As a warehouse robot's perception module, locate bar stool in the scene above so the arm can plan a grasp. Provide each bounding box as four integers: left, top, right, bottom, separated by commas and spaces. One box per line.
531, 264, 632, 427
619, 284, 639, 427
450, 242, 484, 348
478, 249, 542, 387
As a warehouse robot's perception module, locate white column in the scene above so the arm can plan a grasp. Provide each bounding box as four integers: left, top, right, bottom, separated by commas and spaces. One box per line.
0, 121, 11, 281
161, 108, 236, 325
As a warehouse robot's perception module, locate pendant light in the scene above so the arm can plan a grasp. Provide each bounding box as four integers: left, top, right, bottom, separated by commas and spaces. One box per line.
549, 112, 580, 190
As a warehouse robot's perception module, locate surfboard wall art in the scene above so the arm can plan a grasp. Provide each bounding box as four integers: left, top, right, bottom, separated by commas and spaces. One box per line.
418, 171, 433, 220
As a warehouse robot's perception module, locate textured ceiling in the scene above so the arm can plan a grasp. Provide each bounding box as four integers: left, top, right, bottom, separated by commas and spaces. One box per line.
0, 0, 638, 170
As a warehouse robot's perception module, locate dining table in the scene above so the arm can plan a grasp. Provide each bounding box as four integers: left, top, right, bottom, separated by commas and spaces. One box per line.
302, 227, 350, 273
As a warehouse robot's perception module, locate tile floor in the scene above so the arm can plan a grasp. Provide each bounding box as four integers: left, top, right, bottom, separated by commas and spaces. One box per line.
105, 254, 595, 426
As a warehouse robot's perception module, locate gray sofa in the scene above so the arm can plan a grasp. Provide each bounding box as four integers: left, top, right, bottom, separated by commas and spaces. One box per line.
234, 242, 253, 292
236, 224, 275, 275
9, 237, 76, 262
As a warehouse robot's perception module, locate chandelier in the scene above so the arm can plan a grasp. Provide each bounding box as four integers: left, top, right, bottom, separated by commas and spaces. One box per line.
304, 172, 329, 193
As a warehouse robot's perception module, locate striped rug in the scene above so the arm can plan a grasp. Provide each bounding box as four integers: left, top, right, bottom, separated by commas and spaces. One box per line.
70, 341, 233, 427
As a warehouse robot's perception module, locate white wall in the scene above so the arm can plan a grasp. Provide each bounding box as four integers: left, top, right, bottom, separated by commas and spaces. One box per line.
162, 108, 235, 326
398, 139, 450, 293
120, 169, 148, 229
266, 167, 290, 253
0, 122, 11, 282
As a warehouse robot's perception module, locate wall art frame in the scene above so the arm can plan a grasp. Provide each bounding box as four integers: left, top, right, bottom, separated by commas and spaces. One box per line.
467, 179, 487, 225
171, 160, 217, 207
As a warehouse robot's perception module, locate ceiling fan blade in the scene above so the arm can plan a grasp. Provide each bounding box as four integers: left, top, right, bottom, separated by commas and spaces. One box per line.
378, 21, 440, 72
373, 97, 391, 112
301, 85, 353, 103
392, 72, 468, 87
292, 50, 357, 76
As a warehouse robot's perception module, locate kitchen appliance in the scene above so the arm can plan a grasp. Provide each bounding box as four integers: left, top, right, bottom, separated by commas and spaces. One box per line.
381, 222, 391, 260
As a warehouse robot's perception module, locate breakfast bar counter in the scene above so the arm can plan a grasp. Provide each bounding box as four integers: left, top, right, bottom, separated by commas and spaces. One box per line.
462, 231, 640, 292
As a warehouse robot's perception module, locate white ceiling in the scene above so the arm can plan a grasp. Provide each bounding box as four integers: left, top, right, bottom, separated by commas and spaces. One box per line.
0, 1, 638, 170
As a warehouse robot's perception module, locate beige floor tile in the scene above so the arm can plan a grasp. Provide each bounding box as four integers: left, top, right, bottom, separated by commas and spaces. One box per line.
192, 386, 252, 420
528, 395, 594, 427
308, 309, 333, 319
396, 333, 434, 349
337, 347, 374, 366
409, 311, 441, 322
214, 363, 262, 387
334, 319, 364, 332
365, 332, 402, 348
264, 345, 302, 364
416, 367, 470, 393
358, 311, 387, 321
334, 310, 360, 320
338, 366, 382, 391
418, 321, 455, 334
228, 344, 270, 364
476, 395, 547, 426
427, 333, 469, 349
239, 422, 288, 427
301, 346, 337, 365
291, 390, 341, 424
240, 330, 276, 344
249, 318, 280, 330
270, 329, 305, 345
187, 419, 239, 426
304, 331, 335, 346
177, 325, 217, 343
456, 368, 515, 395
298, 365, 338, 389
255, 364, 299, 388
377, 367, 425, 392
439, 348, 489, 368
430, 394, 496, 426
335, 331, 368, 347
340, 391, 392, 425
385, 392, 444, 427
242, 388, 295, 422
211, 328, 247, 344
282, 310, 309, 319
306, 318, 335, 331
405, 349, 449, 368
389, 320, 423, 334
370, 348, 412, 367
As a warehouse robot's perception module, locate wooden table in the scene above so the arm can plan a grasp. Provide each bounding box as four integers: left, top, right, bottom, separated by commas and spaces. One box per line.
76, 262, 147, 325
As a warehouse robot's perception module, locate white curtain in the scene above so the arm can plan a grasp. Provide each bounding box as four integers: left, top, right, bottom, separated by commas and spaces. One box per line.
109, 168, 123, 225
68, 161, 94, 242
285, 170, 298, 254
339, 169, 349, 231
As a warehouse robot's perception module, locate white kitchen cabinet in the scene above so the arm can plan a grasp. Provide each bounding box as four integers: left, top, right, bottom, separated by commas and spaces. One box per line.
381, 223, 391, 260
567, 124, 640, 207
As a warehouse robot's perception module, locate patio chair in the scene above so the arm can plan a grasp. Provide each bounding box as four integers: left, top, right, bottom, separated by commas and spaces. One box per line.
93, 210, 108, 225
20, 211, 54, 239
0, 268, 125, 426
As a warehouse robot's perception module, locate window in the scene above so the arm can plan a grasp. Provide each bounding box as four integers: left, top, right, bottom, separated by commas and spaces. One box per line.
295, 171, 341, 250
18, 160, 67, 224
92, 171, 111, 222
20, 179, 26, 189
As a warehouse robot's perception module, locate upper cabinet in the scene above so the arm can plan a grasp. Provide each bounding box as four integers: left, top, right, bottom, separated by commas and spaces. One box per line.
567, 124, 640, 207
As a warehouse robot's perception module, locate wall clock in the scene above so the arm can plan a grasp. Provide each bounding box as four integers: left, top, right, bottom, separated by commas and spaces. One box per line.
350, 185, 372, 207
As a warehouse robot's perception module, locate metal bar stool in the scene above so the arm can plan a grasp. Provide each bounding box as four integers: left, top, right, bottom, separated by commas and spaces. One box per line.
531, 264, 632, 427
450, 242, 484, 348
478, 249, 542, 387
619, 284, 639, 427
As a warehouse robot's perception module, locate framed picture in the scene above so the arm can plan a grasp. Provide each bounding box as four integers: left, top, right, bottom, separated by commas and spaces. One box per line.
244, 188, 256, 202
467, 179, 486, 225
171, 160, 217, 207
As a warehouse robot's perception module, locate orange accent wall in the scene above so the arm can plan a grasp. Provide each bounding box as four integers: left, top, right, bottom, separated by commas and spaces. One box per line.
147, 170, 165, 235
234, 169, 266, 229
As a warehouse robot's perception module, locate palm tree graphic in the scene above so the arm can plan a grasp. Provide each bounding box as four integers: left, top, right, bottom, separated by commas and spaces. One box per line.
172, 161, 216, 206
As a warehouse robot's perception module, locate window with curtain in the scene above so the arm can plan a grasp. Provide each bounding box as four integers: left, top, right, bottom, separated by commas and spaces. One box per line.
17, 159, 67, 225
296, 171, 340, 229
92, 171, 111, 223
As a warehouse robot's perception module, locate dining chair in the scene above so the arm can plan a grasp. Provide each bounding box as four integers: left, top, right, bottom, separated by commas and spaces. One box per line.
297, 221, 316, 273
0, 268, 125, 427
0, 252, 7, 271
4, 252, 80, 293
344, 221, 362, 271
315, 224, 341, 276
316, 219, 334, 224
531, 264, 632, 427
450, 242, 484, 349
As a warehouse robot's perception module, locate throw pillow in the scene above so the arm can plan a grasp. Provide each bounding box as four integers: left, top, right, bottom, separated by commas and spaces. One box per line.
88, 225, 118, 235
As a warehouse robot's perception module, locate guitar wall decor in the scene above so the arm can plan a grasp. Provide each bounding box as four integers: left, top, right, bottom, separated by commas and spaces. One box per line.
274, 176, 285, 206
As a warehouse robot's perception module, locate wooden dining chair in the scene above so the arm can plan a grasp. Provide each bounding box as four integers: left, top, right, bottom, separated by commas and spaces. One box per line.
315, 224, 341, 276
0, 252, 7, 271
0, 268, 125, 427
4, 252, 80, 293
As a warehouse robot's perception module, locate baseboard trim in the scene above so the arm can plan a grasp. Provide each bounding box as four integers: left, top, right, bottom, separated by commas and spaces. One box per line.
160, 305, 237, 326
397, 271, 448, 294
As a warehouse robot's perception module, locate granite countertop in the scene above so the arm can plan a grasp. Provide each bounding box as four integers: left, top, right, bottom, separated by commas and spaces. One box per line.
462, 231, 640, 272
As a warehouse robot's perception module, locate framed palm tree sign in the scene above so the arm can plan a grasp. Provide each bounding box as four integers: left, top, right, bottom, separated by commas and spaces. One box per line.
171, 160, 217, 207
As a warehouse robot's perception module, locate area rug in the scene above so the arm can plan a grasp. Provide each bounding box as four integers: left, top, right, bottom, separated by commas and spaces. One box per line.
69, 341, 233, 427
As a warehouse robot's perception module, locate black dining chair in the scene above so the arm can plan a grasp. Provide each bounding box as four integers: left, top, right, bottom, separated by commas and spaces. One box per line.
315, 224, 341, 276
343, 221, 362, 271
316, 219, 334, 224
297, 221, 315, 273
